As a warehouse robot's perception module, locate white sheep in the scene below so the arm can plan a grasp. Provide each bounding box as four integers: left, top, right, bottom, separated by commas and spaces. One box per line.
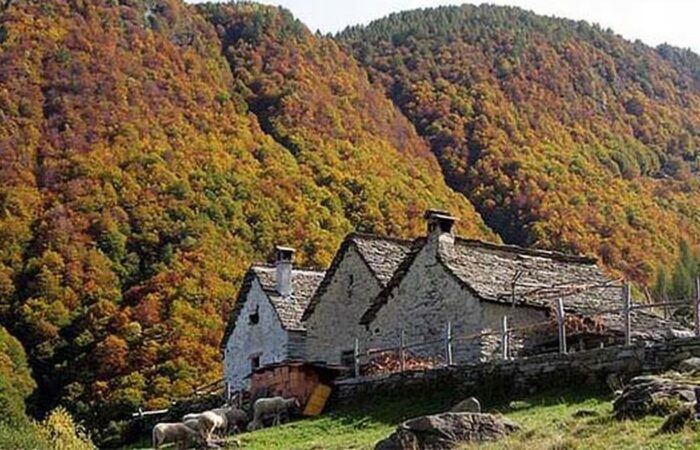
252, 396, 300, 428
197, 410, 228, 442
182, 412, 203, 422
152, 422, 201, 449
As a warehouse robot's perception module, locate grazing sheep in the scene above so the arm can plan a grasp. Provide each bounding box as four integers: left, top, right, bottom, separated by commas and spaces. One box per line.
212, 407, 248, 434
252, 396, 300, 427
152, 422, 201, 449
182, 412, 203, 422
197, 410, 227, 442
183, 418, 201, 432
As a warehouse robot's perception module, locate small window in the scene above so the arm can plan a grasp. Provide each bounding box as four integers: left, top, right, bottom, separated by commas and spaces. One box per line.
251, 355, 261, 372
340, 350, 354, 367
249, 305, 260, 325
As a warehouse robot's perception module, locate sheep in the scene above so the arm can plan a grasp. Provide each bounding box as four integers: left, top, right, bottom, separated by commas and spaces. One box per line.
197, 410, 228, 443
183, 418, 201, 432
152, 422, 201, 449
217, 407, 248, 434
182, 412, 203, 422
252, 396, 300, 428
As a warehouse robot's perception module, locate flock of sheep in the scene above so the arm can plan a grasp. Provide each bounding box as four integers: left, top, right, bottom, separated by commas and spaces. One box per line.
152, 396, 301, 449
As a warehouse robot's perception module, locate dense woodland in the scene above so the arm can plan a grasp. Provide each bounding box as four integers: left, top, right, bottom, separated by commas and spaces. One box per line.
0, 0, 488, 445
0, 0, 698, 446
339, 5, 700, 283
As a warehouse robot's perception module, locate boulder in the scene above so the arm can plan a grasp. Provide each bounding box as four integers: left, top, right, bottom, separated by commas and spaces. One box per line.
613, 375, 697, 419
374, 412, 519, 450
450, 397, 481, 413
676, 357, 700, 374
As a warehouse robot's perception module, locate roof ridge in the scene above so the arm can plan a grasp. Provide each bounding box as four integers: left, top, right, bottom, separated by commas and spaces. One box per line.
348, 231, 415, 246
251, 263, 326, 274
452, 237, 597, 264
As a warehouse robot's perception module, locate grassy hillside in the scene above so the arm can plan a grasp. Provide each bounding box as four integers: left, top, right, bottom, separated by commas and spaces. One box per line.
201, 389, 699, 450
339, 4, 700, 282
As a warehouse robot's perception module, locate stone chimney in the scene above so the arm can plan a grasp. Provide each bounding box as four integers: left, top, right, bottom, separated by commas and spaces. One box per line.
424, 209, 456, 235
275, 246, 295, 297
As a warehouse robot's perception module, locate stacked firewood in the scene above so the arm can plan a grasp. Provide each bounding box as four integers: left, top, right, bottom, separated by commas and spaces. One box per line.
362, 351, 440, 375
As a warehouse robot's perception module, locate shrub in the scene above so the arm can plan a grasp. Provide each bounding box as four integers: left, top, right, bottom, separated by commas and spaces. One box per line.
37, 407, 96, 450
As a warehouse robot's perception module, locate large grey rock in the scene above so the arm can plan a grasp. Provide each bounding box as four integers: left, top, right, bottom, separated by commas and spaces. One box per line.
450, 397, 481, 413
613, 375, 698, 419
374, 412, 519, 450
676, 357, 700, 373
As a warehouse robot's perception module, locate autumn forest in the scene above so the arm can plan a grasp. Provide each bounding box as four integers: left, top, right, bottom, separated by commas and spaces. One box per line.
0, 0, 699, 446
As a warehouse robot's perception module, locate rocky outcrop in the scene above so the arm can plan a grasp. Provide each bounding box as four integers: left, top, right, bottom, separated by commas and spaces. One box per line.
676, 357, 700, 373
374, 412, 519, 450
613, 375, 697, 419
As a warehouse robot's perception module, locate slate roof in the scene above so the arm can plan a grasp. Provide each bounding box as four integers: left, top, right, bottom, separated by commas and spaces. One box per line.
301, 233, 413, 321
361, 236, 685, 338
220, 264, 325, 351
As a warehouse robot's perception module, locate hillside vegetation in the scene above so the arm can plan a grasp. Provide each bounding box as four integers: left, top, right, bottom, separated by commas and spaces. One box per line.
340, 4, 700, 282
0, 0, 488, 444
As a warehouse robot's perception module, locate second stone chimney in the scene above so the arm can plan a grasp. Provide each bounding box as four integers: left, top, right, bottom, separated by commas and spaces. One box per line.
424, 209, 456, 235
275, 246, 295, 297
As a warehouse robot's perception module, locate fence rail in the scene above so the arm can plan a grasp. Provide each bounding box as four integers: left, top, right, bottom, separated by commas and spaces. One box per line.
345, 277, 700, 379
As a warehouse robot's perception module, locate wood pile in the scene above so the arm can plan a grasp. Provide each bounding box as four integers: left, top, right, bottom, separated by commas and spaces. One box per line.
363, 351, 440, 375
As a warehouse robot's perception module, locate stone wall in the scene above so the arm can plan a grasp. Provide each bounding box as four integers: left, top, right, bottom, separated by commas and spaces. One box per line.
305, 247, 381, 364
332, 337, 700, 405
224, 279, 291, 390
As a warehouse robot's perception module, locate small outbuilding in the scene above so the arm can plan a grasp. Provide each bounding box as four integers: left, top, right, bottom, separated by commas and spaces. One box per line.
250, 361, 345, 415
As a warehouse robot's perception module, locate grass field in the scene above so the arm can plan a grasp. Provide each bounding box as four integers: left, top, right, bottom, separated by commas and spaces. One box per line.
126, 387, 700, 450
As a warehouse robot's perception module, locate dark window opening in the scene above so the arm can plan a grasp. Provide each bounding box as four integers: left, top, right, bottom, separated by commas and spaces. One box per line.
251, 355, 261, 371
249, 305, 260, 325
340, 350, 354, 367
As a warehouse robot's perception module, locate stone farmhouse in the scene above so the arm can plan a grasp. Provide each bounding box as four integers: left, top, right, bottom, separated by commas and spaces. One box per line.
221, 247, 325, 390
360, 211, 677, 362
222, 210, 680, 392
302, 233, 413, 365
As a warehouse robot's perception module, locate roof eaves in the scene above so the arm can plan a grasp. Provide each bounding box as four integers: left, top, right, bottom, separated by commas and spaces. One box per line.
219, 267, 259, 352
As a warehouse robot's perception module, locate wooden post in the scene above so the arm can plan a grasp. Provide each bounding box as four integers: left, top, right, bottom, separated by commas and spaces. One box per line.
399, 329, 405, 373
623, 282, 632, 346
445, 321, 453, 366
556, 298, 567, 354
501, 316, 509, 360
694, 277, 700, 337
353, 338, 360, 378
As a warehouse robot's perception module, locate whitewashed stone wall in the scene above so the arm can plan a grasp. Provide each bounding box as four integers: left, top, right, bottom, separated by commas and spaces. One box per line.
367, 232, 549, 363
223, 279, 289, 390
305, 247, 380, 364
368, 233, 483, 362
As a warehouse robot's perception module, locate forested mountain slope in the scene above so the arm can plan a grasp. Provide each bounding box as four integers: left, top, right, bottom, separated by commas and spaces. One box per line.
0, 0, 489, 443
339, 4, 700, 282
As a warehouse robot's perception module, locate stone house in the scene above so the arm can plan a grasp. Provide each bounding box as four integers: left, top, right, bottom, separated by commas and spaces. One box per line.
220, 247, 325, 390
360, 211, 680, 363
302, 233, 413, 365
